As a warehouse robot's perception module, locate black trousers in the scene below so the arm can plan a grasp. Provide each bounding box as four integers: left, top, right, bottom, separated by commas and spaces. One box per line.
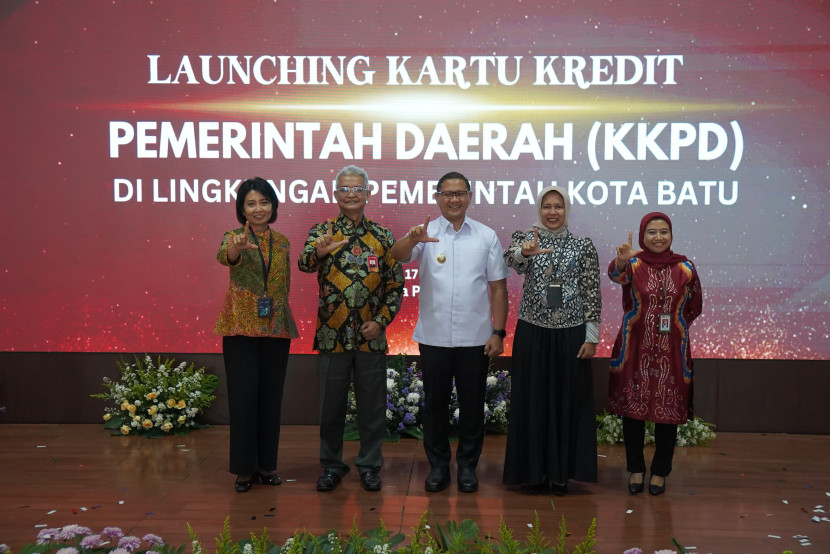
223, 335, 291, 476
623, 416, 678, 477
318, 351, 386, 477
419, 344, 488, 471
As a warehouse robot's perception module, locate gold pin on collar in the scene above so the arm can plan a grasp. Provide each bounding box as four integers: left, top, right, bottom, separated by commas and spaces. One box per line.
436, 253, 447, 263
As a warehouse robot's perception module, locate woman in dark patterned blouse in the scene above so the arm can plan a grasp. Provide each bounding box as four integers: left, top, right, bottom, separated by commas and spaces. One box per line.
215, 177, 299, 492
608, 212, 702, 496
502, 185, 602, 494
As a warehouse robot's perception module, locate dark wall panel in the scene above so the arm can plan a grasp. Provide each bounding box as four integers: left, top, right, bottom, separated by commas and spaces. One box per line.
0, 353, 827, 434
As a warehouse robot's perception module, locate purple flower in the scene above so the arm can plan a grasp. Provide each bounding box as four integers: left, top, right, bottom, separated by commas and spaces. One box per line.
110, 549, 131, 554
58, 525, 91, 540
36, 528, 61, 544
403, 412, 415, 425
102, 527, 125, 540
142, 533, 165, 547
118, 535, 141, 551
80, 534, 104, 549
55, 548, 79, 554
622, 549, 644, 554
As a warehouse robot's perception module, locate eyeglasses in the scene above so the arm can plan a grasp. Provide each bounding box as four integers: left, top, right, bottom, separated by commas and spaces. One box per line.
437, 191, 469, 199
336, 186, 367, 194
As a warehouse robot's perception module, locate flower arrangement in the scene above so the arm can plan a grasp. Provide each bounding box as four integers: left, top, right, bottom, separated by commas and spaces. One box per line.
596, 411, 717, 446
17, 524, 169, 553
91, 355, 218, 437
345, 355, 511, 442
17, 513, 789, 554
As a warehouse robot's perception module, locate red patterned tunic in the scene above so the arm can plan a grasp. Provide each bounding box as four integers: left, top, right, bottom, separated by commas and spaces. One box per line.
607, 257, 702, 424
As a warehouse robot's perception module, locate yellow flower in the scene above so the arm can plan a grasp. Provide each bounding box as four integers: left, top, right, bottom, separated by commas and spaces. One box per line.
128, 404, 136, 413
161, 422, 173, 432
120, 425, 130, 435
176, 400, 187, 409
142, 419, 153, 429
103, 413, 112, 422
145, 392, 158, 401
120, 401, 130, 411
177, 415, 186, 424
166, 399, 176, 408
148, 405, 158, 416
133, 415, 141, 422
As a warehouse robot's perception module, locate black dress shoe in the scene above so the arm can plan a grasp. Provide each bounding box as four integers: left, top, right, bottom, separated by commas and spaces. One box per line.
648, 475, 666, 496
256, 472, 282, 486
424, 467, 450, 492
234, 475, 253, 493
316, 470, 341, 492
457, 467, 478, 493
628, 473, 645, 495
360, 470, 382, 491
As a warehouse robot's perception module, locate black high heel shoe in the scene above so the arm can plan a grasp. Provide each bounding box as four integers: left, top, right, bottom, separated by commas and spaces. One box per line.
648, 474, 666, 496
628, 473, 645, 495
234, 475, 253, 493
256, 471, 282, 486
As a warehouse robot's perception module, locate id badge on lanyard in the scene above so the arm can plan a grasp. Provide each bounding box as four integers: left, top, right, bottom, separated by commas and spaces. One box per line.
547, 280, 563, 309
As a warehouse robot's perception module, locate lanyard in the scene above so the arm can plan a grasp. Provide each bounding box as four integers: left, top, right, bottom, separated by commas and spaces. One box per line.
545, 230, 571, 282
661, 266, 671, 308
248, 228, 273, 296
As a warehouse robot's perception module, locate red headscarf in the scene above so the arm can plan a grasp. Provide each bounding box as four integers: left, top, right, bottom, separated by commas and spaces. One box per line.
636, 212, 688, 268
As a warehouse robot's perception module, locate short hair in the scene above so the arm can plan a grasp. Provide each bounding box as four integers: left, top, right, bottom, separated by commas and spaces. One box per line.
436, 171, 471, 191
235, 177, 279, 225
336, 165, 369, 188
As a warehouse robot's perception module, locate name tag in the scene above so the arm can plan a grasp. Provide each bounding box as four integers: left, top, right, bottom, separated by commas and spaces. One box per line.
658, 313, 671, 333
257, 296, 273, 318
367, 254, 379, 272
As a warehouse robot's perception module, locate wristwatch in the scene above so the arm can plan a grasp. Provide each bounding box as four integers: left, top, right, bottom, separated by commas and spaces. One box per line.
492, 329, 507, 339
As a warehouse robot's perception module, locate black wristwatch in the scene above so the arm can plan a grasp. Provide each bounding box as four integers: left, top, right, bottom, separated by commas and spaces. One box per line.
492, 329, 507, 339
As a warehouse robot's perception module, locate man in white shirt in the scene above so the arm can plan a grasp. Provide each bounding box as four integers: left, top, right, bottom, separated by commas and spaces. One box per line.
390, 171, 509, 493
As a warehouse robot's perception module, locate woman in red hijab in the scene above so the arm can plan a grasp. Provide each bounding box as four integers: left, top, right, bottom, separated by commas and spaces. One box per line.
608, 212, 702, 496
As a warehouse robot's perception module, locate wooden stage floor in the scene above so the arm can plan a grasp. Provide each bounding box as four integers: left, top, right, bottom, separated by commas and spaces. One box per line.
1, 425, 829, 553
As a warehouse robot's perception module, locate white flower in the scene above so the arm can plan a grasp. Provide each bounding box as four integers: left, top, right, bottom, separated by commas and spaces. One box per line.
407, 392, 420, 403
386, 409, 393, 419
486, 376, 497, 387
453, 408, 460, 419
242, 544, 253, 554
386, 379, 396, 391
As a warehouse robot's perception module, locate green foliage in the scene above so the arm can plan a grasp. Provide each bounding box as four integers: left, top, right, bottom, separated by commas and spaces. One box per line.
215, 517, 240, 554
13, 512, 609, 554
524, 511, 551, 553
494, 516, 521, 554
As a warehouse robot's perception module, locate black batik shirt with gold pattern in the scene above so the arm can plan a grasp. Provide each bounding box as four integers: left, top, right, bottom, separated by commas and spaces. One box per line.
298, 213, 404, 353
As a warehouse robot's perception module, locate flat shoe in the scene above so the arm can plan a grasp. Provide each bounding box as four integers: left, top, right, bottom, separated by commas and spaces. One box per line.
234, 476, 253, 493
256, 472, 282, 486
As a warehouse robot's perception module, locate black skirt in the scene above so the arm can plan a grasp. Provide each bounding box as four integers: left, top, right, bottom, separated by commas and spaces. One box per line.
503, 319, 597, 486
